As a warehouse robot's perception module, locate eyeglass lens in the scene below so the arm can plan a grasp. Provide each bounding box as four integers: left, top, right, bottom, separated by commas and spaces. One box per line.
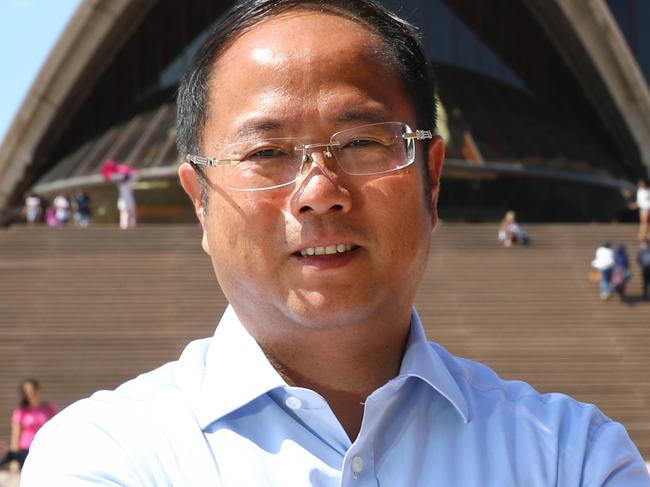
222, 122, 415, 191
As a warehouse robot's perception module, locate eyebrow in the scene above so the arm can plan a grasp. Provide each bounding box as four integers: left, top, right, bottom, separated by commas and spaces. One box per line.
335, 108, 391, 125
231, 119, 286, 140
229, 107, 391, 140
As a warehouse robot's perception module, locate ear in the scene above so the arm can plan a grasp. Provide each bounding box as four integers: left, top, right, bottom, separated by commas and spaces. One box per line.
427, 135, 445, 229
178, 163, 210, 254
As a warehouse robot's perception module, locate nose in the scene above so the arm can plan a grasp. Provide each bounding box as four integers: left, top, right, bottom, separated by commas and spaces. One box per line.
290, 150, 352, 215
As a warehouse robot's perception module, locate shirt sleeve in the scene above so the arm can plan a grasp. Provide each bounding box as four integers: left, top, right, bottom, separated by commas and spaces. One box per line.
580, 421, 650, 486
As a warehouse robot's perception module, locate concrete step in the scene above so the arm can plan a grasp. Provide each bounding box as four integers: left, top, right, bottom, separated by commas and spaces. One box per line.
1, 223, 649, 459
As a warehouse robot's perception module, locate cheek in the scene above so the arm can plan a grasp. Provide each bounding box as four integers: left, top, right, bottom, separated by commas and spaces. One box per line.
370, 178, 431, 265
387, 214, 428, 257
369, 170, 429, 226
208, 193, 287, 262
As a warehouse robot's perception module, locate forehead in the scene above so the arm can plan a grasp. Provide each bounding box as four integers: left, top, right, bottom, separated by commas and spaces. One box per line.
221, 10, 390, 62
203, 11, 413, 143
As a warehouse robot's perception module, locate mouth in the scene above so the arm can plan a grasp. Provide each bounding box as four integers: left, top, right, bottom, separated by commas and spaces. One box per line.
295, 244, 359, 257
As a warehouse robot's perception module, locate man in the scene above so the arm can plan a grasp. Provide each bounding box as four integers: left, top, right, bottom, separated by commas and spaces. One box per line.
22, 0, 649, 485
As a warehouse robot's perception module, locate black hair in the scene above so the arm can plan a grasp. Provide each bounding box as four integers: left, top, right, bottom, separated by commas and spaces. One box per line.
176, 0, 437, 209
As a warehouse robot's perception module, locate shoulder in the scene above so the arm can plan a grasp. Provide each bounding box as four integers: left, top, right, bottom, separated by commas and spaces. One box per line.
11, 406, 25, 422
31, 361, 182, 449
429, 342, 648, 483
432, 341, 609, 426
41, 401, 58, 413
30, 339, 208, 443
23, 337, 213, 483
429, 342, 629, 448
72, 335, 211, 421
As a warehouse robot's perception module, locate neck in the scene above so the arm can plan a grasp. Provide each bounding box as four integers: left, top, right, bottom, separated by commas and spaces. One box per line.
248, 308, 412, 441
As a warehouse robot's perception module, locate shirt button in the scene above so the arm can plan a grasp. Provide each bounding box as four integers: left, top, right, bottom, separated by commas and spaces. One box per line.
285, 396, 302, 409
351, 455, 364, 474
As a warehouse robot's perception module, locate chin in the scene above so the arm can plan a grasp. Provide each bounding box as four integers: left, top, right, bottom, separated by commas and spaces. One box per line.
283, 290, 380, 330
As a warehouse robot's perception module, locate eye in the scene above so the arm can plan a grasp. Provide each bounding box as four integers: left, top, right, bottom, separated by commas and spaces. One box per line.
343, 138, 380, 149
248, 147, 289, 159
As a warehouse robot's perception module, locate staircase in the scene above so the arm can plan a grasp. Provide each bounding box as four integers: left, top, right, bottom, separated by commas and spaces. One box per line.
0, 224, 223, 446
417, 223, 650, 457
1, 223, 648, 459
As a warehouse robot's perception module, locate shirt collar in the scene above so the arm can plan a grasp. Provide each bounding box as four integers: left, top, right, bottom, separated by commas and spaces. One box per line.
194, 305, 287, 429
192, 306, 469, 428
398, 309, 469, 424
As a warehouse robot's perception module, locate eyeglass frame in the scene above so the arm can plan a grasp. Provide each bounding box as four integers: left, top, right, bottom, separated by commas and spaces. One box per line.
185, 121, 433, 191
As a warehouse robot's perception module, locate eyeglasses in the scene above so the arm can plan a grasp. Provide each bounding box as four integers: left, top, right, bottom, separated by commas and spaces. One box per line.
186, 121, 432, 191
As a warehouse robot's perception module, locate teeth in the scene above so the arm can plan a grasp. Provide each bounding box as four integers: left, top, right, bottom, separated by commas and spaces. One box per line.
299, 244, 353, 257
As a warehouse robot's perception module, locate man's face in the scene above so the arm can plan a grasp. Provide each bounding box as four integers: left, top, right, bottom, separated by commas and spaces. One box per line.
180, 11, 444, 333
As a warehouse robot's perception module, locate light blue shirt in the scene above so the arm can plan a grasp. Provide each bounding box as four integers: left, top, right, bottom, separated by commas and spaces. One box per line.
22, 306, 649, 486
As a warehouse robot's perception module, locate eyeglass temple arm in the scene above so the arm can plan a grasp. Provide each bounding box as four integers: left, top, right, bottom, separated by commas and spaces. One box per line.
186, 155, 233, 167
403, 129, 433, 141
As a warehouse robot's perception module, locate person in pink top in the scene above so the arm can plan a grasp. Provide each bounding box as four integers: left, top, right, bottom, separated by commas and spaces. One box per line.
0, 379, 57, 472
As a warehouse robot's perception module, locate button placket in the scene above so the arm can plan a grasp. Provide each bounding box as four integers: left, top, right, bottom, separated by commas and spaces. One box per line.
343, 394, 378, 484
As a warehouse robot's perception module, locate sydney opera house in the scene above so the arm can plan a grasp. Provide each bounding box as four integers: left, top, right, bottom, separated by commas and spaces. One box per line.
1, 0, 649, 224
